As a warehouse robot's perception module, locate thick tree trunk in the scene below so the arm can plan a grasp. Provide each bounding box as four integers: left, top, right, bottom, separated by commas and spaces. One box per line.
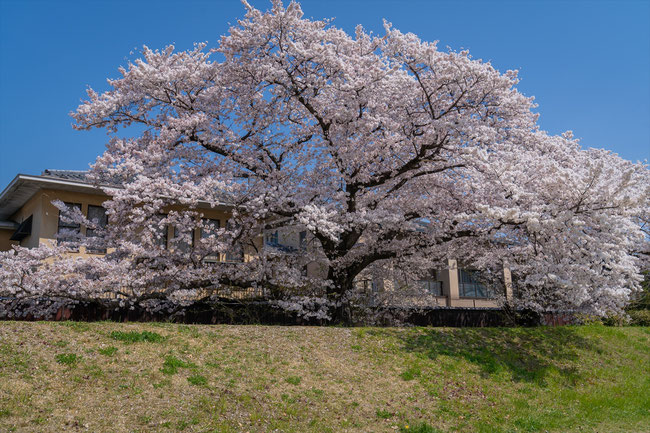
327, 267, 357, 325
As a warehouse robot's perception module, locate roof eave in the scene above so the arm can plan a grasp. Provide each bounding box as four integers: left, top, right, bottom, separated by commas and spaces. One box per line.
0, 174, 108, 221
0, 174, 233, 221
0, 220, 19, 230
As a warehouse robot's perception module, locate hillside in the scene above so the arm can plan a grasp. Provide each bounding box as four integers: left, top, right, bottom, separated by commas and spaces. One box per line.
1, 322, 648, 432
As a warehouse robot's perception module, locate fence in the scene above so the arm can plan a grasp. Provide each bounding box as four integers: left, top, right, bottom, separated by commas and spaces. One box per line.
2, 298, 556, 327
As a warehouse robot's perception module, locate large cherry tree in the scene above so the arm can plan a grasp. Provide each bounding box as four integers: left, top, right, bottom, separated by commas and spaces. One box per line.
1, 0, 648, 317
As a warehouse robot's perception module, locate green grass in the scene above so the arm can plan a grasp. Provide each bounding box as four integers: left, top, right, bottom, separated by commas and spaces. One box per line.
400, 365, 421, 381
401, 422, 441, 433
0, 322, 648, 432
55, 353, 81, 366
109, 330, 165, 343
187, 374, 207, 386
376, 408, 393, 419
97, 346, 118, 356
285, 375, 301, 385
161, 355, 195, 375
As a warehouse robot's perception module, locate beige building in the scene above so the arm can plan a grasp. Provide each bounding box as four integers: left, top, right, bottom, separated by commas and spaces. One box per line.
0, 170, 512, 308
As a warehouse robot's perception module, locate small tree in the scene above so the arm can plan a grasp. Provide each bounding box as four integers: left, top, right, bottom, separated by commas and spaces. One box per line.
1, 1, 648, 319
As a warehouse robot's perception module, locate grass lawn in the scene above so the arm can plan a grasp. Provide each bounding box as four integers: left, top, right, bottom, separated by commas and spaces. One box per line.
0, 322, 648, 432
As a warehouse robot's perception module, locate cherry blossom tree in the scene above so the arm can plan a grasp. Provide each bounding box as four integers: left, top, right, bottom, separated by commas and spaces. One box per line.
1, 0, 648, 318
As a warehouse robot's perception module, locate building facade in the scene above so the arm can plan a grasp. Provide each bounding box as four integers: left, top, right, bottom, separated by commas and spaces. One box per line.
0, 170, 512, 308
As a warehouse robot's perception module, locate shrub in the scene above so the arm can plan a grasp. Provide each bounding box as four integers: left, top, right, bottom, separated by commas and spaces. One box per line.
627, 309, 650, 326
574, 313, 603, 325
602, 314, 629, 327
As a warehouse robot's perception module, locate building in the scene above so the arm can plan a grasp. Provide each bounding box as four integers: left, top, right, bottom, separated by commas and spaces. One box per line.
0, 169, 512, 308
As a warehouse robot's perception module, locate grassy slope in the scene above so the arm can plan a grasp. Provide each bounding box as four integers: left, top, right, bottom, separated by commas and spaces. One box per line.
0, 322, 648, 433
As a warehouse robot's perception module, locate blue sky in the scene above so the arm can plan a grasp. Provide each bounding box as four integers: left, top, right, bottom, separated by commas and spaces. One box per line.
1, 0, 648, 189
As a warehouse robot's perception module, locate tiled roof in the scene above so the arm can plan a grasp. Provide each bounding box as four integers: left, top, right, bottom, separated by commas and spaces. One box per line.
41, 169, 91, 182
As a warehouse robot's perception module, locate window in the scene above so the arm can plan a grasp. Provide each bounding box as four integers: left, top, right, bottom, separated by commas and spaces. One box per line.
422, 280, 443, 296
57, 202, 81, 248
359, 278, 379, 294
225, 244, 244, 263
86, 205, 108, 254
417, 270, 443, 296
299, 231, 307, 249
225, 219, 244, 262
459, 269, 493, 298
265, 230, 278, 246
10, 215, 32, 242
152, 214, 169, 249
201, 218, 220, 262
173, 225, 195, 253
200, 219, 220, 239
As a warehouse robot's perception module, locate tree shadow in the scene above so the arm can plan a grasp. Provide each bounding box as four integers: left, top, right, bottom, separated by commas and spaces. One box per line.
376, 326, 600, 386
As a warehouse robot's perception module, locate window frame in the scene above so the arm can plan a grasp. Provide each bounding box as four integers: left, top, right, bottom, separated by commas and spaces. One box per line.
86, 205, 108, 254
417, 269, 444, 296
458, 269, 493, 299
200, 218, 220, 262
57, 202, 82, 249
172, 225, 195, 253
152, 214, 169, 250
264, 230, 279, 246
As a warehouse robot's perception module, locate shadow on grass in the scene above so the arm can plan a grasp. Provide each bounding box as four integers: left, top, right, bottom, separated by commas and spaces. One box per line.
379, 327, 600, 386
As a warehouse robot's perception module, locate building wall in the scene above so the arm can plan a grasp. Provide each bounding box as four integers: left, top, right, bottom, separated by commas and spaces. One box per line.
3, 186, 513, 308
7, 189, 243, 260
350, 258, 509, 309
157, 203, 237, 255
444, 259, 513, 308
37, 189, 109, 252
0, 229, 17, 251
10, 191, 44, 248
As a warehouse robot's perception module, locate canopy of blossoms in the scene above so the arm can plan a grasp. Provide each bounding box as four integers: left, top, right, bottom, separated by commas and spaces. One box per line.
1, 1, 648, 319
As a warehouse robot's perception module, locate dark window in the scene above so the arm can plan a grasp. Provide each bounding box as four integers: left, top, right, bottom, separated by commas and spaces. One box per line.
153, 214, 169, 249
422, 280, 443, 296
299, 231, 307, 249
200, 218, 220, 239
86, 205, 108, 254
225, 219, 244, 262
57, 202, 81, 248
173, 225, 195, 253
459, 269, 493, 298
10, 215, 32, 242
201, 219, 220, 262
225, 244, 244, 263
360, 278, 379, 294
418, 269, 442, 296
265, 230, 278, 245
417, 270, 443, 296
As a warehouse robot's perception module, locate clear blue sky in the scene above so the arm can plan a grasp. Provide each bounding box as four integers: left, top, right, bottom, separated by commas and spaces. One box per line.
1, 0, 648, 189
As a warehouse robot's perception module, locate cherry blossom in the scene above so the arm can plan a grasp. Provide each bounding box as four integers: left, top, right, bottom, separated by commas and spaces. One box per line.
2, 1, 648, 318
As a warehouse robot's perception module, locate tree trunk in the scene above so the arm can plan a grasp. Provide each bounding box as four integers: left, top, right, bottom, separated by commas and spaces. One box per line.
327, 267, 356, 325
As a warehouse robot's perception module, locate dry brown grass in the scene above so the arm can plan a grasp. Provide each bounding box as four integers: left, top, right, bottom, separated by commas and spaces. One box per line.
0, 321, 648, 432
